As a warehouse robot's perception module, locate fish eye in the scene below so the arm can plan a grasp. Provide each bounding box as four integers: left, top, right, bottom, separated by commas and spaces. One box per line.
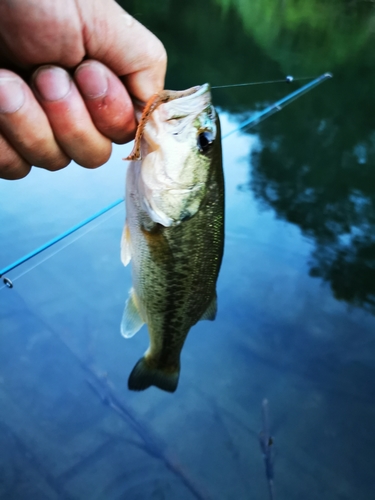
197, 131, 214, 153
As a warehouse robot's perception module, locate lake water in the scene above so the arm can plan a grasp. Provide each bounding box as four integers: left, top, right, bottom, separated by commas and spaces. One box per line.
1, 1, 375, 499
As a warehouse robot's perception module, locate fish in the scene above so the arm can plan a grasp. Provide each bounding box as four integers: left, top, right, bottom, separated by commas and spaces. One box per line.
121, 83, 224, 393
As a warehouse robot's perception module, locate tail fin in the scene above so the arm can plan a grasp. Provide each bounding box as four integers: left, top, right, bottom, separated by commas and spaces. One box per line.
128, 357, 180, 393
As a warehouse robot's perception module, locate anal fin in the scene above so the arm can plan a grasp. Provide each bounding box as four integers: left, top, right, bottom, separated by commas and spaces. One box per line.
121, 289, 144, 338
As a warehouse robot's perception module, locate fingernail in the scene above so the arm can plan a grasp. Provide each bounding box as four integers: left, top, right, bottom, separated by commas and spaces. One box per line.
75, 62, 108, 99
33, 66, 71, 101
0, 77, 25, 113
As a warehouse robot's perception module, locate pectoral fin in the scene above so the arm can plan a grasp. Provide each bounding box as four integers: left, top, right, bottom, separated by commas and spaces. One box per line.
200, 293, 217, 321
121, 222, 131, 266
121, 289, 145, 338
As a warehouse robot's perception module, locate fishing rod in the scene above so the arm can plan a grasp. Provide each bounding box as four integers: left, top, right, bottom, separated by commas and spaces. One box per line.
223, 72, 332, 138
0, 198, 124, 288
0, 72, 332, 289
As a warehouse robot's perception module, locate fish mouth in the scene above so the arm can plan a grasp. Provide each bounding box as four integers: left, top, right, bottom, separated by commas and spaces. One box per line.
163, 84, 212, 123
132, 83, 210, 110
126, 84, 213, 161
174, 83, 210, 101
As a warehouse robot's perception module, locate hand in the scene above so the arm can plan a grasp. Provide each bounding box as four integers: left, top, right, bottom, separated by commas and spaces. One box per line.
0, 0, 167, 180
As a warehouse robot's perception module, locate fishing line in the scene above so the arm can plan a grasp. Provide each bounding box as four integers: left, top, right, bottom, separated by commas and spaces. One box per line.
0, 200, 124, 290
1, 72, 332, 290
212, 74, 315, 89
222, 72, 332, 139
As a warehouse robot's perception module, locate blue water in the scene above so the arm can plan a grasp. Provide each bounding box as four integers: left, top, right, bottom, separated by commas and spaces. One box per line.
2, 1, 375, 498
1, 111, 374, 499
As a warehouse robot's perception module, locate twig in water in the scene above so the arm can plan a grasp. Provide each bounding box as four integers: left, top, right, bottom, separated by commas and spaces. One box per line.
259, 399, 275, 500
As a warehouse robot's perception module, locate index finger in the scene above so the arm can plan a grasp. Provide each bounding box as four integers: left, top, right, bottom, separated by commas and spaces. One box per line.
77, 0, 167, 102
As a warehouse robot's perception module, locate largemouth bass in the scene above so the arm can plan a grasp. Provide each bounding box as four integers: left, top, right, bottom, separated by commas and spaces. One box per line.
121, 83, 224, 393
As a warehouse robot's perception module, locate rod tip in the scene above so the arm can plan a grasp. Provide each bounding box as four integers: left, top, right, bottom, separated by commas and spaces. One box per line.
3, 277, 13, 288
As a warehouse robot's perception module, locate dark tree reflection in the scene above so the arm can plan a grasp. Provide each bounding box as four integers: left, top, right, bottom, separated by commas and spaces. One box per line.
250, 68, 375, 312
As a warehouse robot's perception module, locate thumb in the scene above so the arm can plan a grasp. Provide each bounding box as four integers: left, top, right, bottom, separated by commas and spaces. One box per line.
77, 0, 167, 102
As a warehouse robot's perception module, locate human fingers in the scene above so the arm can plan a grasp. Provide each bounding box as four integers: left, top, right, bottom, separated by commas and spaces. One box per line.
0, 0, 85, 68
0, 0, 167, 103
0, 69, 70, 174
32, 65, 112, 168
0, 133, 31, 180
77, 0, 167, 102
74, 60, 136, 144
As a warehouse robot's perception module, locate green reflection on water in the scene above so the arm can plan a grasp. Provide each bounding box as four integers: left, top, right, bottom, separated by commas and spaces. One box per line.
214, 0, 375, 73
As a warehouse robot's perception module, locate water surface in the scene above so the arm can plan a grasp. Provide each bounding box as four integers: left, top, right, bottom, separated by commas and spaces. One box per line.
1, 1, 375, 499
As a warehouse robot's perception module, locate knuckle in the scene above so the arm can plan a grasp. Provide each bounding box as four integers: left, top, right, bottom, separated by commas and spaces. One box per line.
79, 145, 112, 169
66, 127, 112, 168
155, 41, 167, 66
0, 135, 31, 179
37, 153, 71, 171
48, 156, 71, 171
101, 113, 133, 139
0, 158, 31, 180
19, 134, 70, 171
